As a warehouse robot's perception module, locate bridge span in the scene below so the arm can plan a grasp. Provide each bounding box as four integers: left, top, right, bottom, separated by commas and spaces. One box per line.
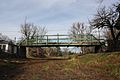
17, 34, 105, 58
19, 34, 105, 47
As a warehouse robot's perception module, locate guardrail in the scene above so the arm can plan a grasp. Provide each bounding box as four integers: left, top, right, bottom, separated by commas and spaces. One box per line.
18, 34, 105, 47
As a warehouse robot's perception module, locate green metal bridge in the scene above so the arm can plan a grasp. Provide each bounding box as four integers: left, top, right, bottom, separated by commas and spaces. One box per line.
19, 34, 105, 47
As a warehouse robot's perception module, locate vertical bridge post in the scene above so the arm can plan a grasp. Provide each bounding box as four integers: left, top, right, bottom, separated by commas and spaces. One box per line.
46, 35, 48, 45
57, 33, 59, 45
36, 35, 38, 45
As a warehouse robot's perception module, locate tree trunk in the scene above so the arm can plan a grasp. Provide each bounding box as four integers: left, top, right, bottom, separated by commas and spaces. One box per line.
116, 31, 120, 40
107, 40, 120, 51
109, 27, 116, 40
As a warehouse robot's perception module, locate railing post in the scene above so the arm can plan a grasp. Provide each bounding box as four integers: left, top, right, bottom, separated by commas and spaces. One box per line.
91, 34, 93, 45
36, 35, 38, 45
46, 35, 48, 45
25, 39, 27, 45
26, 38, 28, 45
57, 33, 59, 45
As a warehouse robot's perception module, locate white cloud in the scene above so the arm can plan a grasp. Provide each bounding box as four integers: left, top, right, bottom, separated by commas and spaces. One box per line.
0, 0, 117, 39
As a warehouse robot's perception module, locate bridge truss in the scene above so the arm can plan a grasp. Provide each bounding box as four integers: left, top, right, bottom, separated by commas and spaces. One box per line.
18, 34, 105, 47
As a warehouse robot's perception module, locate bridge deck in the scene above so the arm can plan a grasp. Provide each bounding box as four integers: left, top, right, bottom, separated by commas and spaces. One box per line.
21, 42, 102, 47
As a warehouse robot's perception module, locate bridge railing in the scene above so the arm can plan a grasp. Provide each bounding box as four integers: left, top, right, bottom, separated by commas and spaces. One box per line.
19, 34, 104, 46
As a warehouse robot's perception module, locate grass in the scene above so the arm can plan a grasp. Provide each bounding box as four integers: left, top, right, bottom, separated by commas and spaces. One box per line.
41, 64, 49, 71
0, 52, 120, 80
69, 52, 120, 79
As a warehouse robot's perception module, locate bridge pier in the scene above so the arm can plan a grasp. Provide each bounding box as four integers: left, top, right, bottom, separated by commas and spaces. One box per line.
18, 46, 26, 58
56, 47, 62, 56
95, 45, 101, 53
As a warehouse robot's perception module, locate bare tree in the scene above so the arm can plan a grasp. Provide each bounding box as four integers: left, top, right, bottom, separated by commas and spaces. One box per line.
0, 33, 12, 42
103, 28, 120, 40
69, 22, 93, 53
90, 4, 120, 40
69, 22, 88, 39
21, 23, 35, 40
20, 22, 47, 44
90, 3, 120, 51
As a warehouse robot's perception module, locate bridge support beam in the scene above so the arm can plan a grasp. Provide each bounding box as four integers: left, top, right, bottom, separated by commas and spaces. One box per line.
95, 45, 101, 53
18, 46, 26, 58
56, 47, 62, 56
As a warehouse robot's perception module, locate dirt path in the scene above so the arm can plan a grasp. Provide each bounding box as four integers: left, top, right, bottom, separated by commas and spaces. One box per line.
0, 58, 117, 80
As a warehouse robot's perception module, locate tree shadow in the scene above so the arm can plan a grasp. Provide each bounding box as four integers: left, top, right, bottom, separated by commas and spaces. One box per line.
0, 59, 26, 80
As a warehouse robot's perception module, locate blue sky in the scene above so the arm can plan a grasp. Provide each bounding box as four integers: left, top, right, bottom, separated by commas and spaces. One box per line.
0, 0, 118, 40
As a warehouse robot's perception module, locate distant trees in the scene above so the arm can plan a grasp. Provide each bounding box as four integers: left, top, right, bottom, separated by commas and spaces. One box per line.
90, 3, 120, 51
0, 33, 12, 42
69, 22, 93, 36
69, 22, 94, 53
20, 21, 47, 45
44, 47, 62, 56
20, 23, 37, 40
69, 22, 86, 38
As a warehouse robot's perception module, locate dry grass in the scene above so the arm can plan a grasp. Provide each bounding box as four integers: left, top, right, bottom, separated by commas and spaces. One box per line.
0, 52, 120, 80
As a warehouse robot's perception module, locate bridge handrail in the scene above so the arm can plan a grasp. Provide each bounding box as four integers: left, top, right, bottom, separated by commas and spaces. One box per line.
17, 34, 105, 46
